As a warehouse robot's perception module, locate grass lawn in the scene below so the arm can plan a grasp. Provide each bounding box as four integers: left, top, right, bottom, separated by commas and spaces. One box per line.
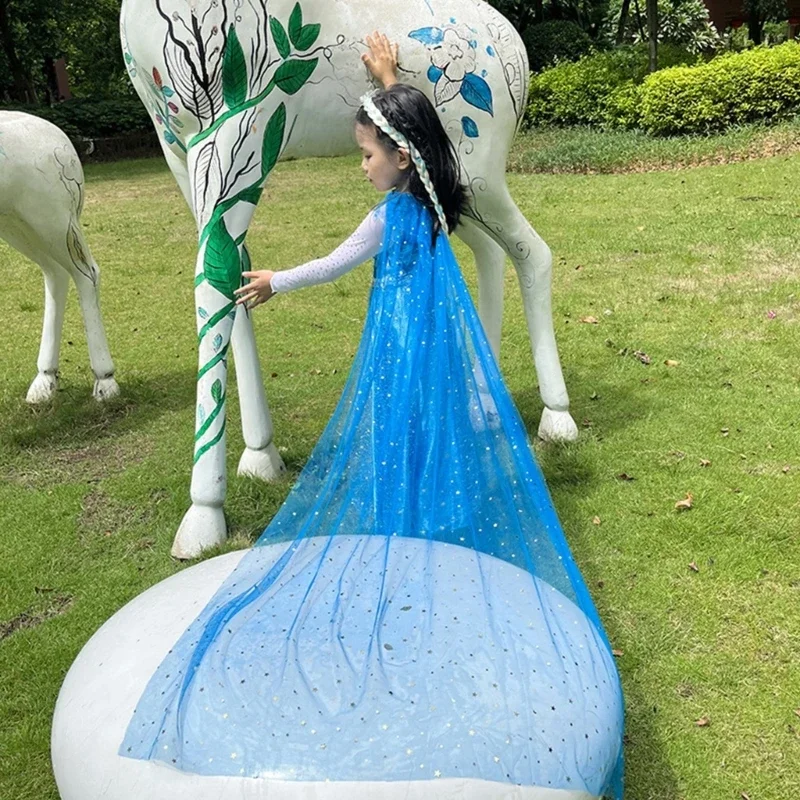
1, 150, 799, 800
510, 118, 800, 174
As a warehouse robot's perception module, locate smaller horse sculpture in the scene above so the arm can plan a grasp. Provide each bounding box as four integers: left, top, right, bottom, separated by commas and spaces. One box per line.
0, 112, 118, 404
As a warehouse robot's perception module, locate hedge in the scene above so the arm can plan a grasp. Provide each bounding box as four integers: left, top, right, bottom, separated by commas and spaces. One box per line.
0, 98, 152, 140
526, 45, 700, 127
527, 41, 800, 136
638, 42, 800, 135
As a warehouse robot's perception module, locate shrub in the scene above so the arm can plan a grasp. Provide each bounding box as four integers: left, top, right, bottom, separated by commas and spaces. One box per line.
639, 41, 800, 134
0, 98, 152, 140
527, 44, 699, 127
522, 20, 595, 73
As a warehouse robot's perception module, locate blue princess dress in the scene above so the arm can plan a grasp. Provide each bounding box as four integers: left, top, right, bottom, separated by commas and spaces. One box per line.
121, 192, 625, 798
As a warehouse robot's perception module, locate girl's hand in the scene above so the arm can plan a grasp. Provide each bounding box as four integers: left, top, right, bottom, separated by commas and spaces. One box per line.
362, 32, 399, 88
235, 270, 275, 309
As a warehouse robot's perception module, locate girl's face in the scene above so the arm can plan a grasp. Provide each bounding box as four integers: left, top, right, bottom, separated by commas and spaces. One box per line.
355, 122, 410, 192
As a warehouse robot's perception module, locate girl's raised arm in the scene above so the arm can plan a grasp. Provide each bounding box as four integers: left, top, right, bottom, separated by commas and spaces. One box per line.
362, 32, 399, 88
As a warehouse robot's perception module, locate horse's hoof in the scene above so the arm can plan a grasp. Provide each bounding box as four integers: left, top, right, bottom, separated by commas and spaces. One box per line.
26, 372, 58, 404
538, 408, 579, 443
171, 504, 227, 560
93, 376, 120, 402
237, 443, 286, 482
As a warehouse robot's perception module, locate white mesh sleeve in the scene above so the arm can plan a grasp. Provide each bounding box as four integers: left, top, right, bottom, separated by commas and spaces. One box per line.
270, 207, 385, 294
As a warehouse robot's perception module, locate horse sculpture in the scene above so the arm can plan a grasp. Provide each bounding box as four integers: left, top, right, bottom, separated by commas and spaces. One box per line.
120, 0, 579, 558
0, 112, 118, 404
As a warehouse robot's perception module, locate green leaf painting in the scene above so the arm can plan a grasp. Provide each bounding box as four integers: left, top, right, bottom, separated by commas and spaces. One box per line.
203, 217, 241, 299
270, 17, 291, 59
222, 27, 248, 109
287, 3, 320, 51
274, 58, 318, 95
294, 23, 320, 52
211, 378, 223, 404
238, 185, 264, 206
262, 103, 287, 177
288, 3, 303, 46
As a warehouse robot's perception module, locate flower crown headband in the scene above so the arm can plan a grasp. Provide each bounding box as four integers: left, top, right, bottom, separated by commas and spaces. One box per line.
360, 90, 449, 234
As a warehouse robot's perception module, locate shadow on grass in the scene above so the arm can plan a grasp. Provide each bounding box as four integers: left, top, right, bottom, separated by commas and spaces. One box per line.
0, 369, 196, 453
512, 376, 650, 453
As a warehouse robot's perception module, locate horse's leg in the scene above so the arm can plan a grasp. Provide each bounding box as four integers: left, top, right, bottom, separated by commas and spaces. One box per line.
160, 142, 285, 481
455, 219, 507, 358
466, 180, 579, 443
7, 206, 117, 403
26, 263, 70, 404
171, 121, 266, 559
65, 229, 119, 401
232, 285, 286, 481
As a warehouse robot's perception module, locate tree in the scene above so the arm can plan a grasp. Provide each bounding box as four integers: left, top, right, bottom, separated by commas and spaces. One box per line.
0, 0, 54, 103
0, 0, 126, 104
744, 0, 789, 44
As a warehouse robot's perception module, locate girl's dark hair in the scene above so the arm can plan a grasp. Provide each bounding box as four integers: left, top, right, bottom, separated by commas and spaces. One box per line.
356, 84, 467, 238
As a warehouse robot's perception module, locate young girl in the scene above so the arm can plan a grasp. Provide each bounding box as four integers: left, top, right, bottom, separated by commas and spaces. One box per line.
121, 36, 624, 800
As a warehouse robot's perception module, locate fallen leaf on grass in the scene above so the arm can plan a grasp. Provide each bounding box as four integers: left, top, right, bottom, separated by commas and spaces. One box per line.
721, 428, 730, 437
766, 309, 777, 319
634, 350, 651, 365
783, 465, 791, 474
664, 359, 680, 367
794, 708, 800, 718
580, 315, 599, 324
617, 473, 635, 482
675, 493, 694, 511
688, 561, 699, 573
592, 516, 602, 526
695, 716, 710, 727
270, 372, 278, 378
700, 459, 711, 467
741, 793, 751, 800
612, 649, 623, 657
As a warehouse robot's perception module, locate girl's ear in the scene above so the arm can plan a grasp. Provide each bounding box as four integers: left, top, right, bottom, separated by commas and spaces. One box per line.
396, 148, 411, 171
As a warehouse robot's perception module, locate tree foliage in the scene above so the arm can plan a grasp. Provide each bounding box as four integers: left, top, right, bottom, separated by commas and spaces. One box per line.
0, 0, 126, 103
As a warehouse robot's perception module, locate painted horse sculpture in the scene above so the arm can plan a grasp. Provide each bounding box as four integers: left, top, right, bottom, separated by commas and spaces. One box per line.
119, 0, 580, 559
0, 112, 118, 403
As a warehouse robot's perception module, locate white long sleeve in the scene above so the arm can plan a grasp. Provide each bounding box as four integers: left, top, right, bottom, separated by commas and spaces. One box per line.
270, 207, 385, 294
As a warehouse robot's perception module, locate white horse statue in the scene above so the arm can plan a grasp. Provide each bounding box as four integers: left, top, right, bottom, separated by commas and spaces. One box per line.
120, 0, 579, 558
0, 112, 119, 403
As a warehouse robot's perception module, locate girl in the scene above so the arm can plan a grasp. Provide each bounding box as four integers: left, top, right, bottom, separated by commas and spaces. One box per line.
121, 36, 624, 800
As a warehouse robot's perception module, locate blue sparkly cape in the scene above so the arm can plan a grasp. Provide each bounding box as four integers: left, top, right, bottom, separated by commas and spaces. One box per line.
121, 192, 624, 798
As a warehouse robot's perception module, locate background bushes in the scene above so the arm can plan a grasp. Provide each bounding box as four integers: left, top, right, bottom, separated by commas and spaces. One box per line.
527, 41, 800, 135
2, 98, 152, 139
522, 20, 595, 73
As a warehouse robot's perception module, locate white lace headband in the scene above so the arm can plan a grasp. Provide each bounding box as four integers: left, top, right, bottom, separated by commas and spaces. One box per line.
360, 90, 449, 234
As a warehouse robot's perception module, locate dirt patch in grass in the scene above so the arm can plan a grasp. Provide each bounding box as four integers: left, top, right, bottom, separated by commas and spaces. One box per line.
665, 254, 799, 302
3, 435, 153, 489
77, 488, 152, 540
0, 591, 74, 642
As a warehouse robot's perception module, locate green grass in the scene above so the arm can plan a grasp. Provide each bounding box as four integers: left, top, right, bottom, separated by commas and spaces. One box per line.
510, 118, 800, 174
2, 152, 800, 799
